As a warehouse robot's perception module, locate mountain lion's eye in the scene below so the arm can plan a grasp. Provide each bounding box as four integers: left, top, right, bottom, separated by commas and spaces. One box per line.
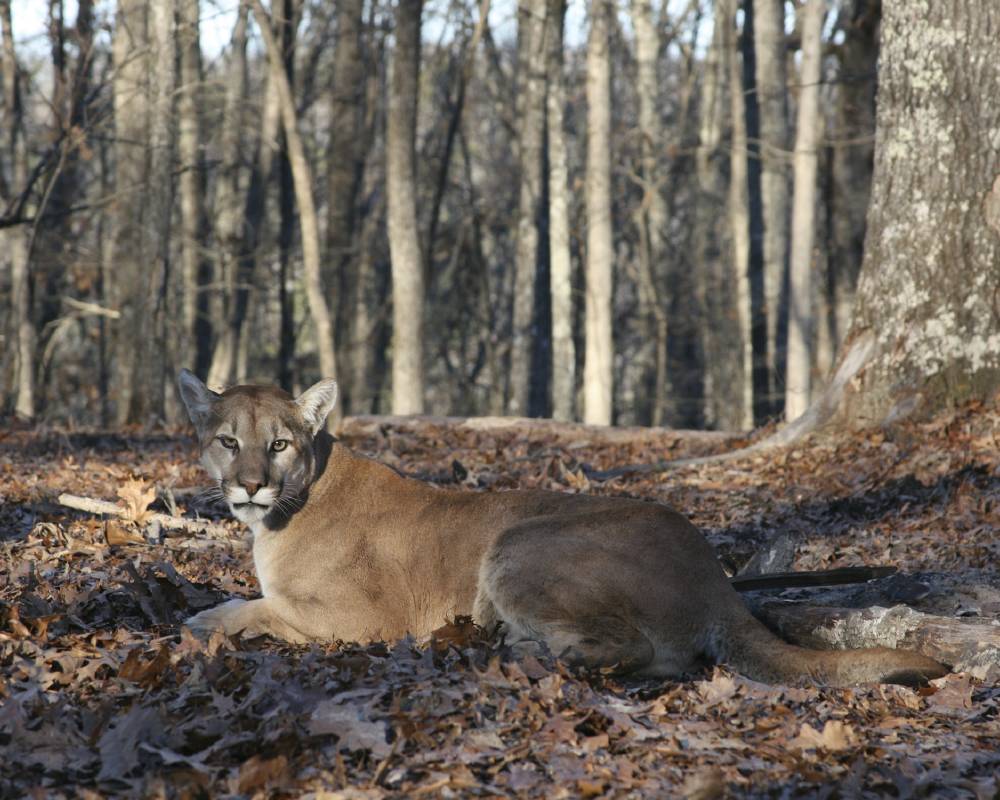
271, 439, 289, 453
217, 435, 238, 450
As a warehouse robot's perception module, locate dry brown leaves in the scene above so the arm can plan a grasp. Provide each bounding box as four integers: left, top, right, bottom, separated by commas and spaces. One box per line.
1, 401, 999, 797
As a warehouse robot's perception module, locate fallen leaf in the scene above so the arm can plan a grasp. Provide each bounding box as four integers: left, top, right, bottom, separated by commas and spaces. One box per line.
697, 669, 739, 705
118, 644, 171, 688
926, 673, 974, 717
790, 720, 858, 752
238, 754, 290, 794
105, 520, 145, 546
97, 705, 167, 782
309, 699, 392, 757
116, 479, 156, 526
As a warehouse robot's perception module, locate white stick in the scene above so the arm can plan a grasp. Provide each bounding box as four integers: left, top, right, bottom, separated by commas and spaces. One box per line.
56, 493, 232, 539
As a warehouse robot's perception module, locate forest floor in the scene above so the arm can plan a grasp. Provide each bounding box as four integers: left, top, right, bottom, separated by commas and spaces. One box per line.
2, 398, 999, 798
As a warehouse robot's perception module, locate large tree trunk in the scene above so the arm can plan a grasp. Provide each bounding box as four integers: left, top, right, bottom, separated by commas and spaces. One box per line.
327, 0, 366, 415
508, 2, 548, 417
206, 3, 250, 389
546, 0, 574, 423
0, 0, 34, 419
251, 0, 338, 394
784, 0, 824, 421
752, 0, 790, 418
387, 0, 425, 415
829, 0, 1000, 425
630, 0, 670, 427
177, 0, 212, 380
583, 0, 614, 426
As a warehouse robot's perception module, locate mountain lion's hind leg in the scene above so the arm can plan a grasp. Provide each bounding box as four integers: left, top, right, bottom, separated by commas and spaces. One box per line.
185, 598, 310, 643
475, 524, 656, 674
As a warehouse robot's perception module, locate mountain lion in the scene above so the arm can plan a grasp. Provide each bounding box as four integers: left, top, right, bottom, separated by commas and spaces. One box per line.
177, 370, 946, 686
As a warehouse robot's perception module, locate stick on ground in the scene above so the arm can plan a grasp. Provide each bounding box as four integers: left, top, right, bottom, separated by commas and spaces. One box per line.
57, 493, 232, 539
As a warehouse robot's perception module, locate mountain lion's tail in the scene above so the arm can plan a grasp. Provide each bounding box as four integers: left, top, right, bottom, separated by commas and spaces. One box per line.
721, 616, 948, 687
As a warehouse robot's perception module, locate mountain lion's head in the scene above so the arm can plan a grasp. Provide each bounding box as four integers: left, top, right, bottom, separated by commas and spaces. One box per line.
178, 370, 339, 525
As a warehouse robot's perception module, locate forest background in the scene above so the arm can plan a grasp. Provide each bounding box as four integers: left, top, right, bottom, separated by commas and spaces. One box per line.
0, 0, 896, 431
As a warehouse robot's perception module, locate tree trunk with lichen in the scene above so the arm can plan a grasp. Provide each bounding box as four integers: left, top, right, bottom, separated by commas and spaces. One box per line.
830, 0, 1000, 427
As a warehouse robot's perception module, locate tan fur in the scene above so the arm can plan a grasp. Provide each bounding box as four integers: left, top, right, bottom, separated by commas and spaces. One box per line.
178, 372, 948, 686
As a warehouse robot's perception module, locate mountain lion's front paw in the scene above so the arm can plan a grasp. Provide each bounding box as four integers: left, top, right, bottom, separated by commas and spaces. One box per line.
185, 599, 249, 637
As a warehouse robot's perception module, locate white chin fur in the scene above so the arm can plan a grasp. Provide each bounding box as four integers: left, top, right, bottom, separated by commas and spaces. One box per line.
230, 503, 270, 524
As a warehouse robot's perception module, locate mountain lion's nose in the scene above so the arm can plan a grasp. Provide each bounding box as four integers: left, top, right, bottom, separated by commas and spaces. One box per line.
241, 479, 263, 497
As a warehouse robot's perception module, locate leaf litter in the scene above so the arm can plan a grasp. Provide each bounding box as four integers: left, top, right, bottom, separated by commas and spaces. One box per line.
1, 399, 999, 796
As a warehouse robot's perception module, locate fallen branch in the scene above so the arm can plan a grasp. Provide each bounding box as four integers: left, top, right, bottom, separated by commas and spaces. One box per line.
57, 493, 232, 540
339, 414, 741, 451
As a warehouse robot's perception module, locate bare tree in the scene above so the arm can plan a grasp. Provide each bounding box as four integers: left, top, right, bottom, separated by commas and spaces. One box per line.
547, 0, 574, 422
148, 0, 175, 419
784, 0, 824, 420
753, 0, 790, 415
696, 0, 748, 431
206, 2, 250, 389
0, 0, 33, 418
387, 0, 425, 414
630, 0, 669, 426
740, 0, 771, 424
726, 0, 754, 430
111, 0, 152, 424
251, 0, 338, 393
508, 1, 548, 417
177, 0, 211, 378
583, 0, 614, 426
817, 0, 878, 378
327, 0, 367, 414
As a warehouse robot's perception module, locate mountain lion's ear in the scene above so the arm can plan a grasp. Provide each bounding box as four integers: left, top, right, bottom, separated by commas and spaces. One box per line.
295, 379, 338, 435
177, 369, 221, 437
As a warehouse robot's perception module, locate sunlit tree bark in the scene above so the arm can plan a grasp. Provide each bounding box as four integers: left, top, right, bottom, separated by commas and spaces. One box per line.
830, 0, 1000, 425
583, 0, 613, 426
547, 0, 574, 422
